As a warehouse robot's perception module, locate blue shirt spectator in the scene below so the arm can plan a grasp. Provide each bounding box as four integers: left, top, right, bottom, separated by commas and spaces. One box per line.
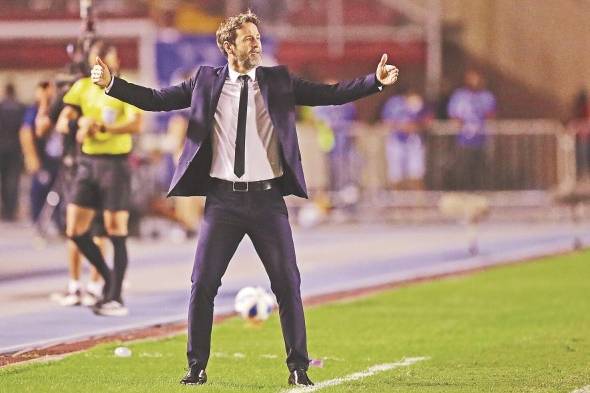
23, 105, 43, 157
381, 90, 431, 189
23, 103, 62, 165
313, 102, 357, 156
381, 93, 430, 142
312, 102, 358, 192
447, 70, 496, 148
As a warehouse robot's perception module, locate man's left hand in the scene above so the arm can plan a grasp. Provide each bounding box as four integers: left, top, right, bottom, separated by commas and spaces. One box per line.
376, 53, 399, 86
77, 116, 100, 142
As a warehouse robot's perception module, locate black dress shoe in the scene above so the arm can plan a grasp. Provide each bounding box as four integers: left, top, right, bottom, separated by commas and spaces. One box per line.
288, 369, 314, 386
180, 366, 207, 385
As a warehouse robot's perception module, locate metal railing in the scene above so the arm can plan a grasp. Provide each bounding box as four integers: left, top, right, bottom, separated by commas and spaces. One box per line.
567, 118, 590, 183
296, 119, 572, 193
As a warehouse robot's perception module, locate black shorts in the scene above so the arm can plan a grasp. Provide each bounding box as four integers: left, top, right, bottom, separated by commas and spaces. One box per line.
71, 154, 131, 212
89, 212, 107, 237
59, 161, 107, 237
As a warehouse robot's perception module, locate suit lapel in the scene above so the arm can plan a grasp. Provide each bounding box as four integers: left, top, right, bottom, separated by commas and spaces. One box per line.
209, 64, 228, 122
256, 67, 285, 143
256, 67, 271, 114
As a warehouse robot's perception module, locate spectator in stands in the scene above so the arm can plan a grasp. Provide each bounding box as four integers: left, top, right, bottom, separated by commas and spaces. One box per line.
447, 69, 496, 190
19, 81, 61, 223
381, 86, 432, 190
0, 83, 26, 221
313, 91, 358, 193
435, 80, 452, 120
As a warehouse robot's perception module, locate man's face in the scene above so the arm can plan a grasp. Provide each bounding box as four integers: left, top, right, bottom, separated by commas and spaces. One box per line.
228, 22, 262, 69
35, 83, 54, 102
465, 70, 483, 90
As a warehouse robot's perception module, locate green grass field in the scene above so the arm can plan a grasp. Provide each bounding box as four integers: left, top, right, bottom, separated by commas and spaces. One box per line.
2, 251, 589, 393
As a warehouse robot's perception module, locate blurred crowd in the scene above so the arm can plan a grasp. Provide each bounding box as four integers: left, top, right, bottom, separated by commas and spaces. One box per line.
0, 66, 502, 230
4, 48, 590, 232
302, 69, 496, 194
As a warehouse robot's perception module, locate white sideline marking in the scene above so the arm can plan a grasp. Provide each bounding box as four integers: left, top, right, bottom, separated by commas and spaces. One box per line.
283, 356, 429, 393
571, 385, 590, 393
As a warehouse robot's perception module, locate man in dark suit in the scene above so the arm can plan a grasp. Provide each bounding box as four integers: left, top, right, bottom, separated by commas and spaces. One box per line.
91, 10, 399, 387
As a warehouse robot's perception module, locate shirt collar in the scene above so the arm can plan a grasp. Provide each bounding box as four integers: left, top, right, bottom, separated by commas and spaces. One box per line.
228, 65, 257, 82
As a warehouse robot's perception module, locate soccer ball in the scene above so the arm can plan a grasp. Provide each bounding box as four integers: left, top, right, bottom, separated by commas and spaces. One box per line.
234, 286, 276, 322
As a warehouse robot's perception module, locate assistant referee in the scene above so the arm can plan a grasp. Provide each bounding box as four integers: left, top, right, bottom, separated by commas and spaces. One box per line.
56, 41, 142, 316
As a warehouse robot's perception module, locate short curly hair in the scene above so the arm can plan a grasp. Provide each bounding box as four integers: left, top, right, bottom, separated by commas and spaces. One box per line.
215, 10, 260, 58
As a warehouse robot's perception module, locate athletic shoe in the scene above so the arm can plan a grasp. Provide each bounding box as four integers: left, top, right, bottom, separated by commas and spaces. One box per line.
180, 367, 207, 385
81, 292, 100, 307
288, 369, 314, 386
50, 290, 82, 306
92, 300, 129, 317
83, 282, 103, 307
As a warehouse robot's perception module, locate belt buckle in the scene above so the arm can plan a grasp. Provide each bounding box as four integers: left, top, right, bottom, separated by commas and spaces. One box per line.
232, 181, 248, 192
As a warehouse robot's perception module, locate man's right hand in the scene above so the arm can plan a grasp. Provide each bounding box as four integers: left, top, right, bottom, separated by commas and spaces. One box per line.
76, 116, 99, 143
91, 56, 111, 89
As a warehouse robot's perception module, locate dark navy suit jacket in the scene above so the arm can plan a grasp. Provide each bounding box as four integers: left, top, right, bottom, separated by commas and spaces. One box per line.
107, 64, 382, 198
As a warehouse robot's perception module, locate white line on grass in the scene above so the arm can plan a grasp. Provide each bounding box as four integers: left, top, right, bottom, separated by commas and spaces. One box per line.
283, 356, 429, 393
571, 385, 590, 393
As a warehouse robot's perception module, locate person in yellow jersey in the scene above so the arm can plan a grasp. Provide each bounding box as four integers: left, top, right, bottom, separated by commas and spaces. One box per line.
56, 41, 142, 316
37, 40, 109, 308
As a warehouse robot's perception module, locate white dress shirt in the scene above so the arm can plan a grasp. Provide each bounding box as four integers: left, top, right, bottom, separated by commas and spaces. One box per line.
209, 66, 283, 182
106, 66, 284, 182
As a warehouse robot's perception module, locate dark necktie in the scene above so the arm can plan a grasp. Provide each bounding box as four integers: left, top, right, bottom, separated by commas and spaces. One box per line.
234, 74, 249, 178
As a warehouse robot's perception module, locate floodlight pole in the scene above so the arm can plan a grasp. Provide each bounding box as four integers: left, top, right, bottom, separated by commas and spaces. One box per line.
327, 0, 345, 57
79, 0, 96, 53
425, 0, 442, 100
378, 0, 442, 99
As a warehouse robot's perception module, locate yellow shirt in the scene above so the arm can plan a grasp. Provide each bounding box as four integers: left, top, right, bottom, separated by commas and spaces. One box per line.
63, 77, 141, 155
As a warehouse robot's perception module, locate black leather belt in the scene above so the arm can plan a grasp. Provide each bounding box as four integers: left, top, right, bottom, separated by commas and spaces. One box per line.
211, 177, 279, 192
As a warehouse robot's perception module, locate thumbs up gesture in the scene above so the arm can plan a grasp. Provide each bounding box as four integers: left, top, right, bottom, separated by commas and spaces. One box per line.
91, 56, 112, 89
376, 53, 399, 86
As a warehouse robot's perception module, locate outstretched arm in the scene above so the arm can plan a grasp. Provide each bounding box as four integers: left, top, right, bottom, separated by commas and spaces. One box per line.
56, 105, 79, 134
91, 56, 196, 112
293, 53, 399, 106
19, 123, 40, 174
34, 86, 54, 138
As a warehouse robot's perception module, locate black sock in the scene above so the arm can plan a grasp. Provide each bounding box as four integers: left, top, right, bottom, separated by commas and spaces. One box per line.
109, 235, 128, 303
70, 232, 111, 298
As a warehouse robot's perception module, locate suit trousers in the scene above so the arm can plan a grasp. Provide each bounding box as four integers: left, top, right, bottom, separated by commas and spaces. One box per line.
186, 180, 310, 371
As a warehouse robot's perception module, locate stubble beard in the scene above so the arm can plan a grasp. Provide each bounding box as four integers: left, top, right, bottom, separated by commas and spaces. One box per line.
239, 52, 261, 71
